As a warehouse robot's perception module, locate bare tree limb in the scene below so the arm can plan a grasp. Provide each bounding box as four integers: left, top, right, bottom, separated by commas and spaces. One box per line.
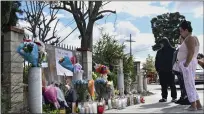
95, 15, 104, 21
97, 10, 116, 16
51, 1, 72, 13
24, 1, 60, 43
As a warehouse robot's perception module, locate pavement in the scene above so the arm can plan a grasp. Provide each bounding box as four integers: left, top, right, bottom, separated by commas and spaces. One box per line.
105, 84, 204, 113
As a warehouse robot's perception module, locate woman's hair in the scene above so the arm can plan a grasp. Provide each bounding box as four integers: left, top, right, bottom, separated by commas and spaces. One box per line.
179, 20, 193, 32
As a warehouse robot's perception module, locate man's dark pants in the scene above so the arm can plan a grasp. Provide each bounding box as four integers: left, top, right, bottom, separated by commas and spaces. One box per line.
159, 71, 177, 99
174, 71, 188, 99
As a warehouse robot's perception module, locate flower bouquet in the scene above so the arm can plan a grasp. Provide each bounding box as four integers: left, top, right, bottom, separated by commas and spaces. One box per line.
58, 56, 74, 72
16, 39, 47, 67
72, 80, 89, 102
94, 64, 110, 75
88, 79, 95, 99
17, 40, 39, 67
34, 40, 48, 67
94, 78, 109, 100
72, 63, 84, 80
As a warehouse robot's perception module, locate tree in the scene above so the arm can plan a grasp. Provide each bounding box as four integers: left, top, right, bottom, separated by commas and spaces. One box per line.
1, 1, 23, 32
93, 29, 135, 87
93, 30, 125, 69
51, 1, 116, 51
150, 12, 186, 47
24, 1, 60, 44
142, 54, 156, 73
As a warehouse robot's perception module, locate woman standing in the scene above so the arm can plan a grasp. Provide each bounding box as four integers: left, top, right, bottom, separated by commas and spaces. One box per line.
173, 36, 190, 105
177, 20, 202, 111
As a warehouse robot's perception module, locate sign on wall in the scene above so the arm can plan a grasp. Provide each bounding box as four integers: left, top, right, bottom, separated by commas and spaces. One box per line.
55, 48, 73, 76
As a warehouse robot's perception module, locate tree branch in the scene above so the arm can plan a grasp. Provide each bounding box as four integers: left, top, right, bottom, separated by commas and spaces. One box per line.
97, 10, 116, 16
51, 1, 72, 13
50, 37, 60, 45
94, 15, 104, 21
69, 1, 85, 37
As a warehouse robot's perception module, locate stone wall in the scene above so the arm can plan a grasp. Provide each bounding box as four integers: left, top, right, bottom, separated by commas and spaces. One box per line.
2, 27, 24, 113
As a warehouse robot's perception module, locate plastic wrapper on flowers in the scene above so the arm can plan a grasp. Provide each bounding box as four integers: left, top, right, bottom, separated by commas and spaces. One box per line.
94, 78, 109, 100
43, 85, 60, 109
72, 80, 89, 102
58, 56, 74, 72
16, 41, 39, 67
73, 63, 82, 73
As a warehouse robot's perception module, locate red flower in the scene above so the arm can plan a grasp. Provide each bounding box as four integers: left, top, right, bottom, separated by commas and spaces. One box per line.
95, 65, 109, 74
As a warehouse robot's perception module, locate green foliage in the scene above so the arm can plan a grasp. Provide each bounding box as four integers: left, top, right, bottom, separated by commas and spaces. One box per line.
123, 55, 135, 82
142, 54, 156, 73
150, 12, 186, 47
43, 104, 59, 114
93, 30, 125, 67
107, 72, 118, 88
92, 72, 100, 80
93, 28, 135, 87
1, 1, 23, 32
23, 64, 32, 85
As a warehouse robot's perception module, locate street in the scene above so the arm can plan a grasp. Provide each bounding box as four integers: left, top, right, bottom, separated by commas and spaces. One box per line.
105, 84, 204, 113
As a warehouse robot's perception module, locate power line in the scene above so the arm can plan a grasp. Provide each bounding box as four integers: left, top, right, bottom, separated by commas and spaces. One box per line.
59, 1, 112, 44
58, 16, 89, 44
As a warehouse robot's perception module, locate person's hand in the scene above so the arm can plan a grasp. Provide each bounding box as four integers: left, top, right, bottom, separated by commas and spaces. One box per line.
183, 62, 189, 67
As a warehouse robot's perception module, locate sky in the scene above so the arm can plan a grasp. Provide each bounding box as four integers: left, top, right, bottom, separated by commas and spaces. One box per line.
18, 1, 204, 64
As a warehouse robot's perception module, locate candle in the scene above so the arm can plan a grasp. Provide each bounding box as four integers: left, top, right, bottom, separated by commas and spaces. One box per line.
80, 107, 85, 113
85, 106, 90, 114
118, 99, 122, 110
88, 103, 93, 114
92, 102, 97, 113
108, 99, 112, 109
133, 96, 137, 105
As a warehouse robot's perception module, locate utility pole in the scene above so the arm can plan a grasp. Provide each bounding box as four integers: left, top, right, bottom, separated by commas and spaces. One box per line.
125, 34, 135, 56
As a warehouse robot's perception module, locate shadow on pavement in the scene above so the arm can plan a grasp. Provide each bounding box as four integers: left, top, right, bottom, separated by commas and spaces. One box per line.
160, 105, 204, 113
138, 102, 171, 109
154, 87, 204, 90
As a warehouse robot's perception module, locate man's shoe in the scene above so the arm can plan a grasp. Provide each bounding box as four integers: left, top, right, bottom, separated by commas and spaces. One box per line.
159, 98, 167, 102
179, 98, 191, 105
171, 98, 177, 102
175, 98, 183, 104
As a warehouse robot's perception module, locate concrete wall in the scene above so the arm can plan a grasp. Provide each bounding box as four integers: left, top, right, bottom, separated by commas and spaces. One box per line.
82, 51, 92, 80
44, 44, 82, 84
2, 27, 24, 113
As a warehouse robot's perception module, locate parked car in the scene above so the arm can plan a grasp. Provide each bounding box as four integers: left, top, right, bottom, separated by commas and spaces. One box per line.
175, 65, 204, 84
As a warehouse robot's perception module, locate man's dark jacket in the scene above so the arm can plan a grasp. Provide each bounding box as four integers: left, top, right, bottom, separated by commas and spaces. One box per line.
155, 40, 175, 72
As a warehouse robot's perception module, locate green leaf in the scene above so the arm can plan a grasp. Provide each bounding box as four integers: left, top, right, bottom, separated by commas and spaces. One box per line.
150, 12, 186, 47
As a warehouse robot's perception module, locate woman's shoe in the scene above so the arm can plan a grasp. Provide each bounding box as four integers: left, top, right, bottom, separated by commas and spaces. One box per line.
185, 106, 197, 111
197, 106, 203, 110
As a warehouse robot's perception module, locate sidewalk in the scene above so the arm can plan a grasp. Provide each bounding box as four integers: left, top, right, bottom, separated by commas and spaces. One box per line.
105, 84, 204, 113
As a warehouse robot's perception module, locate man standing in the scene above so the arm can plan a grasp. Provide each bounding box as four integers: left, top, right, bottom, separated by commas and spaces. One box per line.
153, 38, 177, 102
